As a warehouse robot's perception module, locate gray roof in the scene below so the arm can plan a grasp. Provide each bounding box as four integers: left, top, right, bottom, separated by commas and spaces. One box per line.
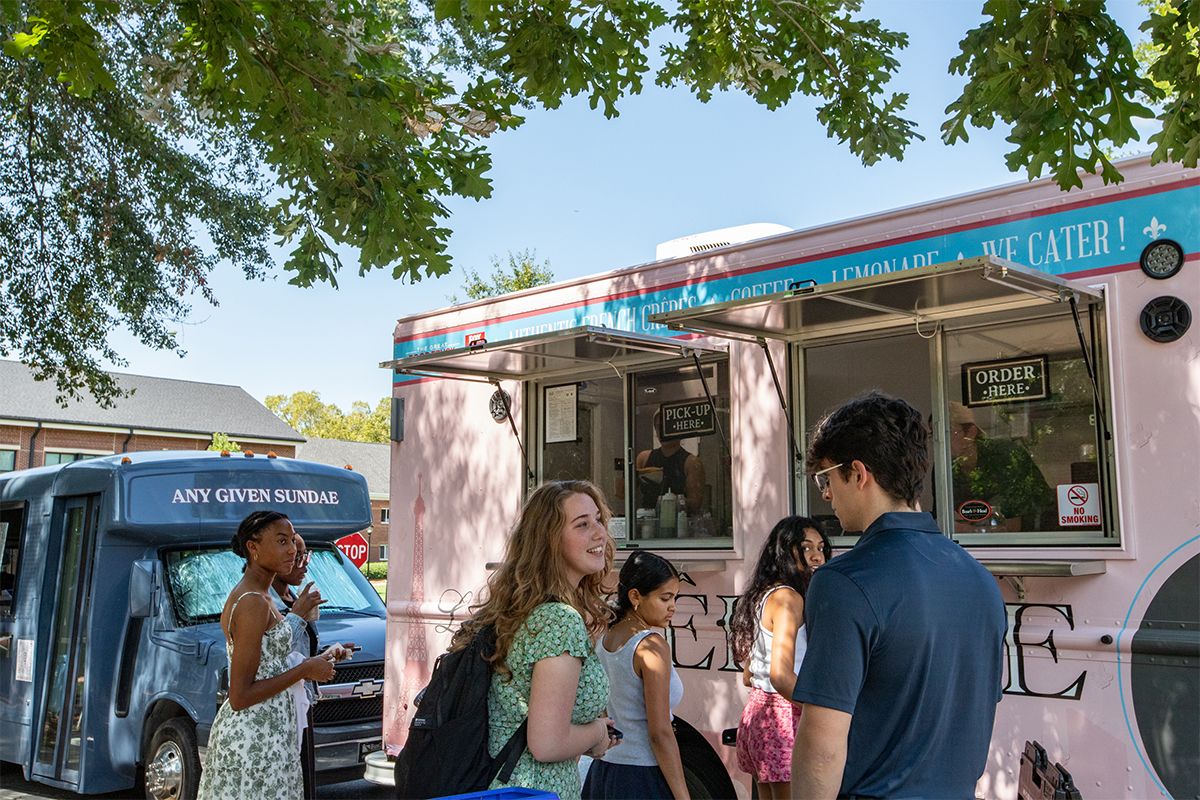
0, 360, 304, 442
295, 437, 390, 496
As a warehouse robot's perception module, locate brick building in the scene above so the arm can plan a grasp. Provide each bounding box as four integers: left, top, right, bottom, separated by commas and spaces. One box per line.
0, 361, 306, 471
295, 438, 390, 566
1, 360, 391, 571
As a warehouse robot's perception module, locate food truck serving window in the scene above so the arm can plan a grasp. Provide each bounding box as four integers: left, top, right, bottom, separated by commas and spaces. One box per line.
942, 314, 1110, 544
650, 257, 1116, 548
383, 326, 731, 549
802, 309, 1114, 545
537, 359, 733, 549
631, 362, 732, 547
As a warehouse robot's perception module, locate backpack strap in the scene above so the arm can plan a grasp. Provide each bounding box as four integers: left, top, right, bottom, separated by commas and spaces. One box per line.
475, 625, 528, 786
493, 718, 528, 785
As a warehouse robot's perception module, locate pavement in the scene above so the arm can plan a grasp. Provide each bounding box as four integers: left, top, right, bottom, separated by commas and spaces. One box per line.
0, 761, 391, 800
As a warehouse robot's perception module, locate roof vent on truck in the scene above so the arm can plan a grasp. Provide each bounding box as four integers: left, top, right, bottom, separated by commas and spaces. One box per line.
655, 223, 792, 261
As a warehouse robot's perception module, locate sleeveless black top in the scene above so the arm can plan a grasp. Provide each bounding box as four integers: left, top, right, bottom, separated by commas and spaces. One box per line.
639, 446, 691, 508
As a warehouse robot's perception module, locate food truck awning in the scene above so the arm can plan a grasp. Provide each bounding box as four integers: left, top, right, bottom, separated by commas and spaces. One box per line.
648, 256, 1104, 342
381, 326, 727, 382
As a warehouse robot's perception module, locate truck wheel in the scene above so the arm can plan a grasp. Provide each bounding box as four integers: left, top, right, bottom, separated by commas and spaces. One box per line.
144, 717, 201, 800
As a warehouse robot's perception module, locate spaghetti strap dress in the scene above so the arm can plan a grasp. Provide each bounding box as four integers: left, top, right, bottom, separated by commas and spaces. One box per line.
197, 593, 304, 800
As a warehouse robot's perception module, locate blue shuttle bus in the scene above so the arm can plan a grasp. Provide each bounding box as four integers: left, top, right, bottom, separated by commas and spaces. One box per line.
0, 451, 387, 799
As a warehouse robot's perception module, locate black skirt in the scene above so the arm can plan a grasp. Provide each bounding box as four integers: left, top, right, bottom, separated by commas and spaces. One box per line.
582, 759, 674, 800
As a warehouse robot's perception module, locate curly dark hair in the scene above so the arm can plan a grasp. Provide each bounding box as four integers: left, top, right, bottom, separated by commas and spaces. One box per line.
729, 516, 826, 664
806, 391, 928, 506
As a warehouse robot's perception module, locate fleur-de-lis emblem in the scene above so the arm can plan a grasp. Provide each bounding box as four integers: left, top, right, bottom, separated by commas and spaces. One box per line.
1143, 217, 1167, 240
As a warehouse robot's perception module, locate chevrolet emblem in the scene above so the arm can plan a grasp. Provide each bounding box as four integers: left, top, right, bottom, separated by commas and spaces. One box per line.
351, 678, 385, 699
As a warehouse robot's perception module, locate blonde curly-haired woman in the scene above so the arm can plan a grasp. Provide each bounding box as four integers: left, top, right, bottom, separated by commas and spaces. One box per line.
452, 480, 622, 800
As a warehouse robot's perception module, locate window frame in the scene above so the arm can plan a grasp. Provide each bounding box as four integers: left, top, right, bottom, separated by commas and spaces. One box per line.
526, 351, 736, 554
42, 450, 111, 467
792, 301, 1119, 550
0, 500, 28, 615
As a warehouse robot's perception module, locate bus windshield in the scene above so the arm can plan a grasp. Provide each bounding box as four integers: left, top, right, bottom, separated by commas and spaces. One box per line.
165, 545, 381, 625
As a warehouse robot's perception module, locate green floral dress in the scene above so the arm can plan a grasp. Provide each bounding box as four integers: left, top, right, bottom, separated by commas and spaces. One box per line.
198, 596, 303, 800
488, 602, 609, 799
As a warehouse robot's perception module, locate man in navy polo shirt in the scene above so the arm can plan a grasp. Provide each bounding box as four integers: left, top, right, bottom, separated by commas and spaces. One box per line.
791, 392, 1006, 799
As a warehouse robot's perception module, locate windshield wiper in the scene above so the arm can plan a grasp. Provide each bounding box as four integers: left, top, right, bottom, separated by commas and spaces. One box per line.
321, 605, 379, 617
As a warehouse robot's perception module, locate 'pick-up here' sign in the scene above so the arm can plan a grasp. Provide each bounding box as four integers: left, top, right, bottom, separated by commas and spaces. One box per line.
661, 399, 716, 439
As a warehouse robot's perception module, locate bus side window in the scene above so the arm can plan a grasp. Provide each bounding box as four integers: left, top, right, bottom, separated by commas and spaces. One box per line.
0, 503, 26, 611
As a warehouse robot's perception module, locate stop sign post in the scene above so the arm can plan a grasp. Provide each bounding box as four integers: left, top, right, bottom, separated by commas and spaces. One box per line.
336, 532, 370, 568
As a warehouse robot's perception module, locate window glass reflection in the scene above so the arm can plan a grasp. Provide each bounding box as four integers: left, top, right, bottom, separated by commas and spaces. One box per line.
630, 361, 732, 547
946, 314, 1106, 540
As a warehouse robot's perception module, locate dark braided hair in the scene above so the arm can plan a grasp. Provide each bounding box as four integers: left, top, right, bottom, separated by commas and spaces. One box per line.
729, 516, 824, 664
805, 391, 929, 506
231, 510, 289, 560
613, 551, 679, 622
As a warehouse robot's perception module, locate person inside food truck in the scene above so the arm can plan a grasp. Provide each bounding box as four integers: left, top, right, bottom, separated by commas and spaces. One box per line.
635, 408, 706, 514
949, 401, 1055, 532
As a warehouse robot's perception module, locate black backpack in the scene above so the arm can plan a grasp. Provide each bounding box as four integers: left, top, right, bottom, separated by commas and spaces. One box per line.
394, 624, 528, 799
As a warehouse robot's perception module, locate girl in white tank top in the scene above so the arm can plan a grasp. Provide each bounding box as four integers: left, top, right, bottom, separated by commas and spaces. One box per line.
746, 585, 808, 693
728, 517, 831, 800
584, 551, 688, 800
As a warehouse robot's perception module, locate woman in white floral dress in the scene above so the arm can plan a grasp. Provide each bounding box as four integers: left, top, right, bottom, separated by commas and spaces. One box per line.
452, 480, 624, 800
197, 511, 336, 800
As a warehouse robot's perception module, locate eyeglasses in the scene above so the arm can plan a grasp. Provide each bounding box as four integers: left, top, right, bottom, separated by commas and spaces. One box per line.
811, 463, 844, 494
294, 551, 311, 568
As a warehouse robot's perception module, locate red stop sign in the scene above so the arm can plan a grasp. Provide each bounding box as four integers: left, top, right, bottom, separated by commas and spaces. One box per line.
336, 532, 370, 568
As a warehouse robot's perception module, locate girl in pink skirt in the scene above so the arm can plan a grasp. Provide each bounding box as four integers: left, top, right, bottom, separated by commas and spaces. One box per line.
730, 517, 830, 800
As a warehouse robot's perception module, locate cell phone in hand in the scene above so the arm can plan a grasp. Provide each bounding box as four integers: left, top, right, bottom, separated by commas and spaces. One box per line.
607, 725, 623, 741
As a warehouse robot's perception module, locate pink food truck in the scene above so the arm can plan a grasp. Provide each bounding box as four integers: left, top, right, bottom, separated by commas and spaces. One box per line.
368, 154, 1198, 800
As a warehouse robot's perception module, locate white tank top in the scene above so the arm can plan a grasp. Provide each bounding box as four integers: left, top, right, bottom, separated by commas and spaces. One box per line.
748, 585, 806, 694
595, 629, 684, 766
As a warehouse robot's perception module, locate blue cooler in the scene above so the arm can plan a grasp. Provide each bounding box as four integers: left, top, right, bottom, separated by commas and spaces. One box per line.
435, 789, 558, 800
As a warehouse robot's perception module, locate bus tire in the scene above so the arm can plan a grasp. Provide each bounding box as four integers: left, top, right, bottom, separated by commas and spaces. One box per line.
144, 717, 201, 800
675, 718, 737, 800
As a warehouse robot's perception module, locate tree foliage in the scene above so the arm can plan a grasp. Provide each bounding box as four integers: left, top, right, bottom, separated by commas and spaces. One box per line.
2, 0, 1195, 404
266, 391, 391, 443
207, 432, 242, 452
1, 2, 272, 407
943, 0, 1194, 190
452, 248, 553, 302
1139, 0, 1200, 166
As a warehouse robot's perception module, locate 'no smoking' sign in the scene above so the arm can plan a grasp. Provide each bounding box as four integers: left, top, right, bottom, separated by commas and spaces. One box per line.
1057, 483, 1100, 526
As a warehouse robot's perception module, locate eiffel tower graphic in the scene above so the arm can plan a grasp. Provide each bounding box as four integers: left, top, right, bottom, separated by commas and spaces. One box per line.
392, 474, 430, 744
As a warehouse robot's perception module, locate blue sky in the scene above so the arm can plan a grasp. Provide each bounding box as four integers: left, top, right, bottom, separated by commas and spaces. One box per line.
105, 1, 1154, 411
